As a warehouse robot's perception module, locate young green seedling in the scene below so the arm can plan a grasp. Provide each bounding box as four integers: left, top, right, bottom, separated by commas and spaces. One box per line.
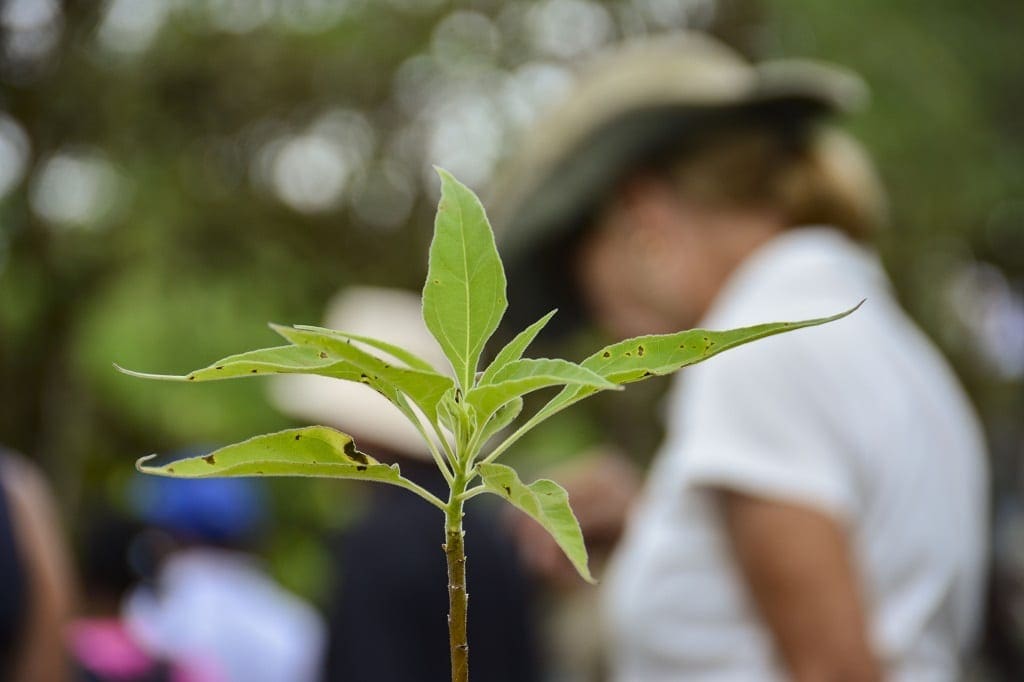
117, 168, 859, 682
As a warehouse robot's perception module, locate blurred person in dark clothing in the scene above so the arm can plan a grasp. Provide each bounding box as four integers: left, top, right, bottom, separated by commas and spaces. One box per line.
272, 287, 540, 682
0, 447, 74, 682
494, 33, 989, 682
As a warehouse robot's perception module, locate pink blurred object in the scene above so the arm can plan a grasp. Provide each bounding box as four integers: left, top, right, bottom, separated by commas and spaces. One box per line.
68, 618, 222, 682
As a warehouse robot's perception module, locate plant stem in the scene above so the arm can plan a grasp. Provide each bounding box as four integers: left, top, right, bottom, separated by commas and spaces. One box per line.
457, 485, 487, 502
445, 473, 469, 682
392, 478, 447, 511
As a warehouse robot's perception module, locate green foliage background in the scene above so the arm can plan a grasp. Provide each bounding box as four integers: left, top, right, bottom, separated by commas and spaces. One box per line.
0, 0, 1021, 634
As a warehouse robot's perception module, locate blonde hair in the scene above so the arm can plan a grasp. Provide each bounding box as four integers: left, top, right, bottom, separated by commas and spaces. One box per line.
666, 124, 888, 240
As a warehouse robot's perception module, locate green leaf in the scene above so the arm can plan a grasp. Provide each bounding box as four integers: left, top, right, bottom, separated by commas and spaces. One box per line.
422, 168, 508, 391
478, 397, 523, 445
136, 426, 402, 483
438, 387, 476, 450
437, 388, 461, 433
293, 325, 437, 373
541, 304, 863, 420
582, 303, 863, 384
477, 463, 593, 584
466, 358, 617, 423
480, 310, 557, 385
114, 344, 363, 383
272, 324, 453, 423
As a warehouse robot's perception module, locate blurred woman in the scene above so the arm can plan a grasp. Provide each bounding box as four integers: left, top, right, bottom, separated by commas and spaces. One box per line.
496, 34, 989, 682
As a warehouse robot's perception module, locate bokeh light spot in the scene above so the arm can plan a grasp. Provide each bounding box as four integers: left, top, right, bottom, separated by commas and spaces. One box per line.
30, 149, 121, 229
0, 113, 31, 198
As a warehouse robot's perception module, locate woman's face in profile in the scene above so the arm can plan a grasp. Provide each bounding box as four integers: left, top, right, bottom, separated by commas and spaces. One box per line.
573, 177, 717, 340
574, 171, 787, 340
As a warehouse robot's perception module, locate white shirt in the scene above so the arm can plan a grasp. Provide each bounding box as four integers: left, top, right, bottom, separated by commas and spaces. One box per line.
603, 228, 988, 682
125, 548, 326, 682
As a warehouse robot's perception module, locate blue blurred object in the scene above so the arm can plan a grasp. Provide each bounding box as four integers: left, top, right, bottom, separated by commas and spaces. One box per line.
130, 449, 266, 545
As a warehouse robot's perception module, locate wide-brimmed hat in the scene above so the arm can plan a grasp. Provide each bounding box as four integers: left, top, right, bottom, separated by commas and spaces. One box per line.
489, 31, 869, 332
492, 32, 867, 253
270, 287, 451, 460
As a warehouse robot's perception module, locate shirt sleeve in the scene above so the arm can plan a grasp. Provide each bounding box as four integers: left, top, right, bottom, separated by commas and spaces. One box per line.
674, 333, 859, 523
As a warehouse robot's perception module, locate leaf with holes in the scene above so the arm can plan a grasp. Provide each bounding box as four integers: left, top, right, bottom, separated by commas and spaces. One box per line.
584, 303, 862, 384
531, 303, 863, 425
422, 168, 508, 391
477, 462, 593, 583
136, 426, 403, 483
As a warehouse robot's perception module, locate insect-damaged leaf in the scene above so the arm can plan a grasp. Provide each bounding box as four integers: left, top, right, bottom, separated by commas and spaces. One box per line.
422, 168, 508, 391
114, 345, 363, 382
477, 463, 594, 584
466, 358, 617, 423
583, 303, 862, 383
479, 310, 557, 385
136, 426, 404, 484
271, 324, 453, 423
533, 304, 863, 426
